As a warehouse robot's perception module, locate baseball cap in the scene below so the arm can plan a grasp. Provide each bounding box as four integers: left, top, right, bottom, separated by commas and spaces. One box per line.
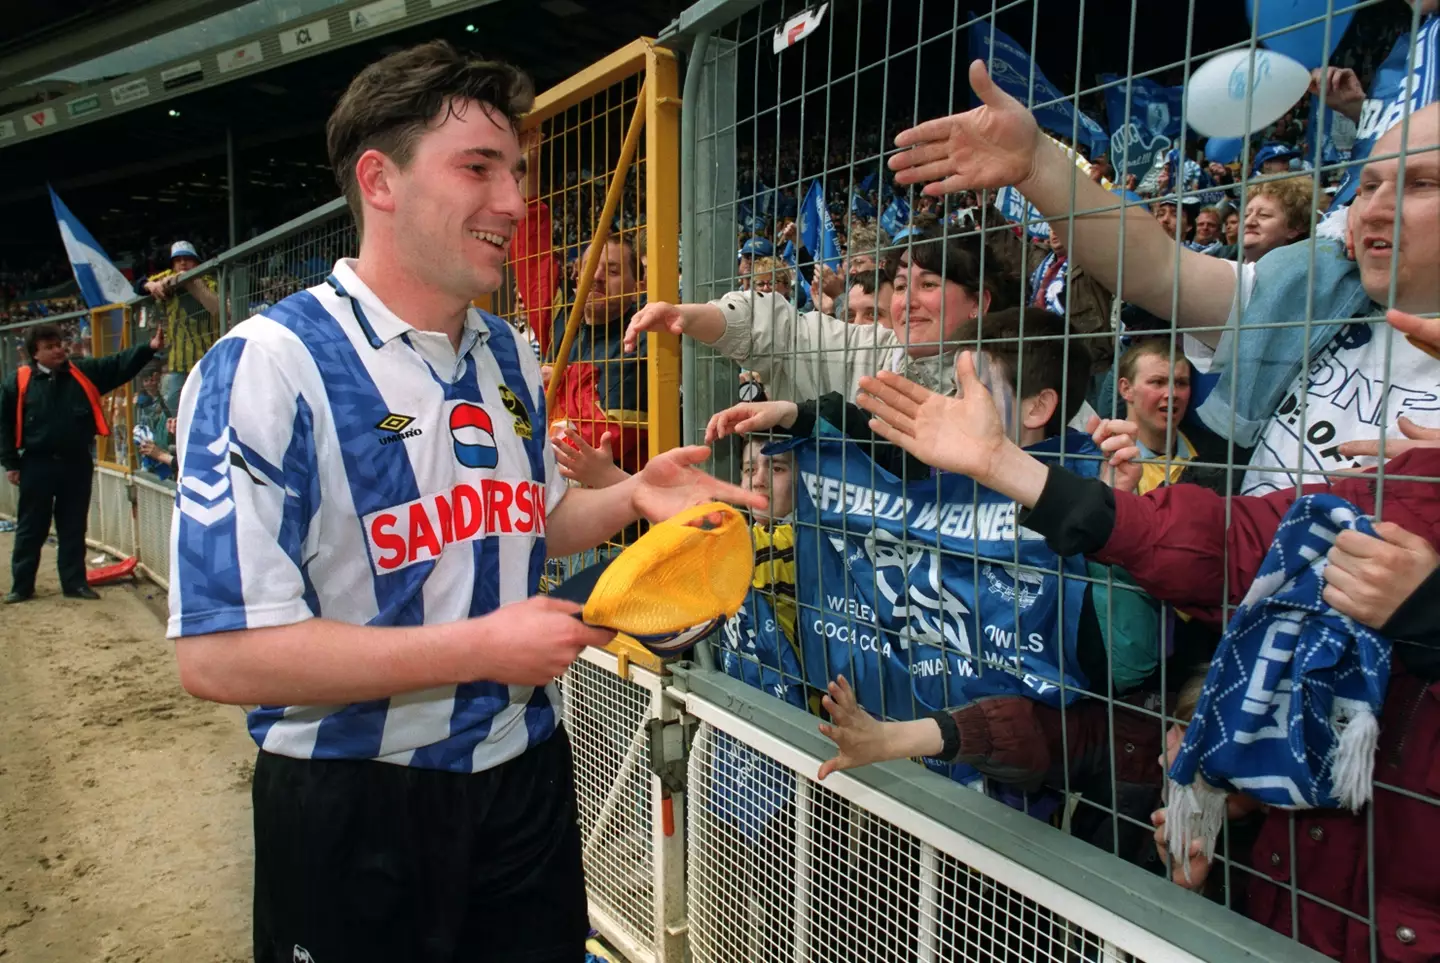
170, 240, 199, 261
738, 237, 774, 259
1252, 143, 1300, 174
549, 501, 754, 657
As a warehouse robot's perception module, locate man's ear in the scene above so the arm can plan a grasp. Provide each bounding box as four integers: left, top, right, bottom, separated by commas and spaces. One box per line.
355, 149, 398, 216
1021, 388, 1060, 431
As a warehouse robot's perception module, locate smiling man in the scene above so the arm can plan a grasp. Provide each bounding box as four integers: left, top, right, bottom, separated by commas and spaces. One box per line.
166, 42, 758, 963
890, 66, 1440, 496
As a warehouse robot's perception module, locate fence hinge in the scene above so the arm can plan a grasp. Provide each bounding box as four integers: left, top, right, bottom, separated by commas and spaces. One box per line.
647, 716, 693, 795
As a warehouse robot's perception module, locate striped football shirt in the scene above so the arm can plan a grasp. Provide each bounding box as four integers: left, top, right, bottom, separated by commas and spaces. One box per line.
167, 259, 568, 773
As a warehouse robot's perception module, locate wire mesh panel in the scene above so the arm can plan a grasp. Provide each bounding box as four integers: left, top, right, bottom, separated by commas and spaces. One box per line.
133, 475, 173, 589
560, 646, 677, 963
677, 2, 1440, 962
93, 467, 134, 558
223, 202, 357, 325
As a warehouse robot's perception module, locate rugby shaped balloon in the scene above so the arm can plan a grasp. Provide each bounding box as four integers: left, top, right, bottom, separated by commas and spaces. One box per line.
1185, 49, 1311, 138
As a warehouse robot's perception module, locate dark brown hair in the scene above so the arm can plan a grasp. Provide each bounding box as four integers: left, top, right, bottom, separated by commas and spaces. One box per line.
326, 41, 535, 231
901, 226, 1017, 314
24, 324, 64, 360
974, 307, 1092, 437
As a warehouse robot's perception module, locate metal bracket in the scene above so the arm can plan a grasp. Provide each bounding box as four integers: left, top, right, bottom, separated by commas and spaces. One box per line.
647, 716, 695, 795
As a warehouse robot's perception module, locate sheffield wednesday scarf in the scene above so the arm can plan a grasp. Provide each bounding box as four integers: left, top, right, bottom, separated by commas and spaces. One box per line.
1165, 494, 1391, 867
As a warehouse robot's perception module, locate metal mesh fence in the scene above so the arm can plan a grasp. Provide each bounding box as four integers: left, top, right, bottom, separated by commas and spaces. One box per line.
561, 649, 668, 963
680, 2, 1440, 962
689, 714, 1151, 963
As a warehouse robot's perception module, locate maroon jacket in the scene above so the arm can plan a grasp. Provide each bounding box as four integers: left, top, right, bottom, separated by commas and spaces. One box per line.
1019, 448, 1440, 963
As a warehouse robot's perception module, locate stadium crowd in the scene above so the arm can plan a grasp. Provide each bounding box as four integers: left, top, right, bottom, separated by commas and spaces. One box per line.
2, 4, 1437, 960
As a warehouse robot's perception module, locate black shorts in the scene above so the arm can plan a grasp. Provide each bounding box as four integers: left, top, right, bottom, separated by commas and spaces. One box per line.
251, 727, 588, 963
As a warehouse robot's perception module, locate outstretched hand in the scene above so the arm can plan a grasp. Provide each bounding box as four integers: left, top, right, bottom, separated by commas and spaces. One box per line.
704, 401, 799, 444
623, 301, 685, 354
631, 444, 766, 524
855, 352, 1006, 480
817, 676, 891, 781
889, 60, 1042, 197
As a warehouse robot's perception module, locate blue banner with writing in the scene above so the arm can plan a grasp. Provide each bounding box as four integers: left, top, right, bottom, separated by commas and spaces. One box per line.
782, 422, 1095, 722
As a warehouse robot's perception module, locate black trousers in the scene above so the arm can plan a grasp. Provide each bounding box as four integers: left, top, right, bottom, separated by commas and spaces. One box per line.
10, 454, 93, 595
252, 727, 589, 963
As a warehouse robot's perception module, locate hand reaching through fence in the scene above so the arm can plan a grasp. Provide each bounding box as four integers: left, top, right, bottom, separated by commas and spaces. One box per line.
1086, 415, 1143, 493
703, 401, 799, 443
552, 426, 628, 489
889, 60, 1041, 197
817, 675, 942, 781
1322, 523, 1440, 629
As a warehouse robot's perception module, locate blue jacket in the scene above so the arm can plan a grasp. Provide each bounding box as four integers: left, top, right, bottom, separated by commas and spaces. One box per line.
1195, 238, 1375, 448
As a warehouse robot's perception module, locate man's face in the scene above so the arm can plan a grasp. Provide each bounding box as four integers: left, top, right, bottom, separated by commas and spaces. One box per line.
743, 444, 794, 522
382, 98, 526, 301
1194, 212, 1221, 244
1121, 354, 1191, 439
891, 263, 979, 358
1243, 195, 1300, 261
1047, 229, 1067, 256
1347, 104, 1440, 314
1155, 204, 1179, 240
31, 338, 67, 369
1261, 158, 1291, 175
142, 371, 161, 395
845, 252, 877, 277
171, 255, 199, 274
737, 254, 753, 286
1207, 162, 1229, 181
584, 239, 640, 324
847, 281, 894, 327
1223, 212, 1240, 243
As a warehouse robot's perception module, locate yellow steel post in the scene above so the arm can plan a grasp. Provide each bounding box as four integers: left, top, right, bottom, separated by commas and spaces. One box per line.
643, 41, 682, 459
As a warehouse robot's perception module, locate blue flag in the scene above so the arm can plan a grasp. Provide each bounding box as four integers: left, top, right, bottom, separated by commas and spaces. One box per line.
994, 186, 1050, 239
1100, 73, 1185, 177
798, 181, 842, 269
851, 190, 877, 220
778, 422, 1095, 725
719, 589, 809, 711
49, 186, 135, 309
970, 22, 1108, 157
879, 196, 910, 239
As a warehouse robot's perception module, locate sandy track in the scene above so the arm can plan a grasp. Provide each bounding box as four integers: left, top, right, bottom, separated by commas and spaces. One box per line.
0, 532, 254, 962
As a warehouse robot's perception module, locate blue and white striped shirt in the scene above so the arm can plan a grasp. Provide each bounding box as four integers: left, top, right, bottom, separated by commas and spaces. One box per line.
167, 260, 568, 772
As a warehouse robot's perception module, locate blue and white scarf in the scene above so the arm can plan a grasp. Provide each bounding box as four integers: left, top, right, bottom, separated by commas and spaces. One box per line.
1165, 494, 1391, 866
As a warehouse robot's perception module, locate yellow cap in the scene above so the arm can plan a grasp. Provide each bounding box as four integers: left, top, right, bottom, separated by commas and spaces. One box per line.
555, 501, 754, 656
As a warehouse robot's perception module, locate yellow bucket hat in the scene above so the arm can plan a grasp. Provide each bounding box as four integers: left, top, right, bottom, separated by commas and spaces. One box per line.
551, 501, 755, 656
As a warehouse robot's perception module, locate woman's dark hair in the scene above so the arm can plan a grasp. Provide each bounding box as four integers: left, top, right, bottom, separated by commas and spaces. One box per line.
326, 40, 535, 233
900, 226, 1017, 313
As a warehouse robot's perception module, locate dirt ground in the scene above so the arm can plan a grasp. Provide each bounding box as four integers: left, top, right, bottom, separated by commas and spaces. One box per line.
0, 532, 254, 962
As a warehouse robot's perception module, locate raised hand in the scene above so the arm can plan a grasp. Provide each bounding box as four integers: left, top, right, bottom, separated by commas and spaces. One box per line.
856, 352, 1005, 480
704, 401, 799, 444
553, 427, 627, 489
889, 60, 1042, 197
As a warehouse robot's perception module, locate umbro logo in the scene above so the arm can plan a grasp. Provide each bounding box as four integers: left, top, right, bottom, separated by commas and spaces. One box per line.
376, 412, 422, 446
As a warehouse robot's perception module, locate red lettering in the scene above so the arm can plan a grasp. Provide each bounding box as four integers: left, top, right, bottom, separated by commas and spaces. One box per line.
370, 514, 406, 570
408, 503, 442, 563
435, 493, 454, 545
535, 482, 547, 532
453, 484, 483, 540
513, 480, 535, 532
487, 480, 514, 533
